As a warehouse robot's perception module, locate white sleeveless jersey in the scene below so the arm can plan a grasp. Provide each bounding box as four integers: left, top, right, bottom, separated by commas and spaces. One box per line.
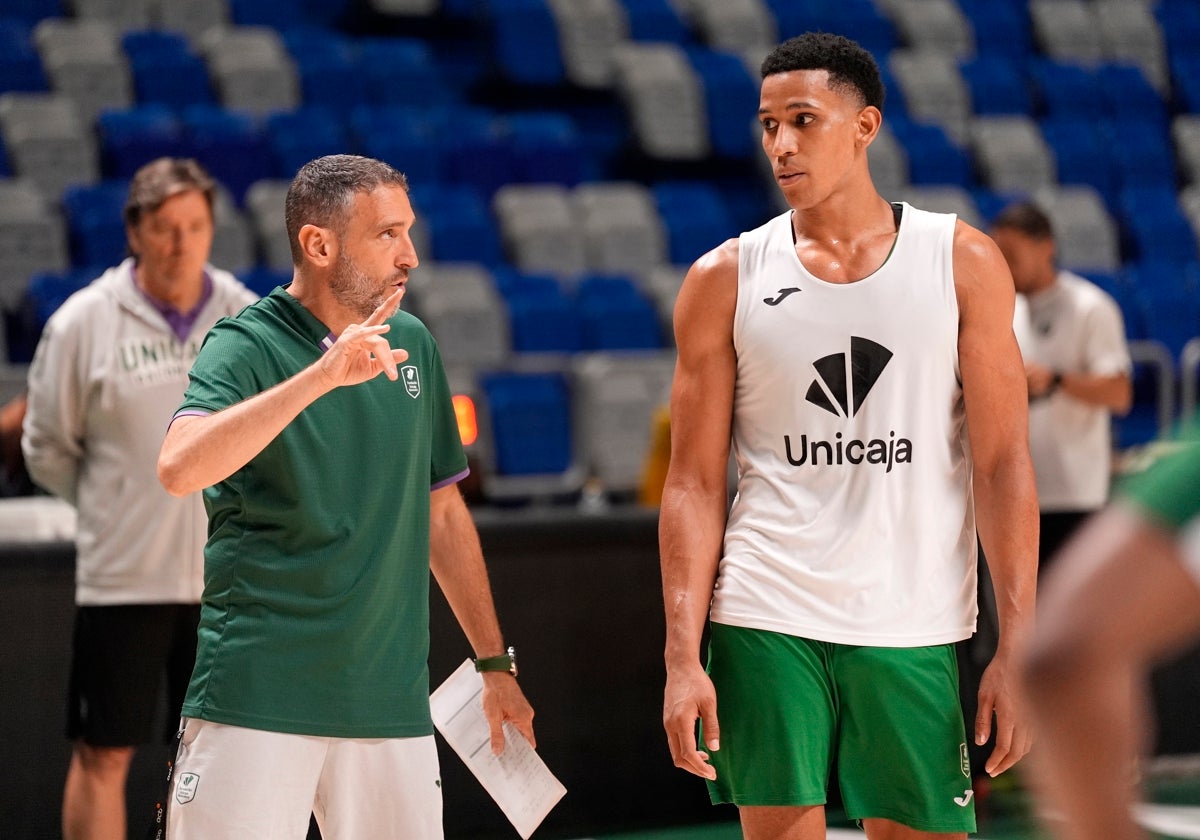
710, 204, 978, 647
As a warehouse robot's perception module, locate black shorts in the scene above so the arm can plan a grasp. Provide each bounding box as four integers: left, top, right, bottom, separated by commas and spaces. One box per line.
67, 603, 201, 747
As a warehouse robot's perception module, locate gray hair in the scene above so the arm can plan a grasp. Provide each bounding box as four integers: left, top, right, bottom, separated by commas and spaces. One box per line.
123, 157, 216, 228
284, 155, 410, 265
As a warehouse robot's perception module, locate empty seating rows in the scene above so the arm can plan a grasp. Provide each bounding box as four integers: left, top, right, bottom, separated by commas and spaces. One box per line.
2, 0, 1200, 466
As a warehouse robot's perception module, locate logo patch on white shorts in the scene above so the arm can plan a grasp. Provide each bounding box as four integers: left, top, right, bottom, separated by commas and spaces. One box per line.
176, 773, 200, 805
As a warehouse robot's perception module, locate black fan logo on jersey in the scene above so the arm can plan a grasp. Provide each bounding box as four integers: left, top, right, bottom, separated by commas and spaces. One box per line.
763, 287, 802, 306
805, 336, 893, 417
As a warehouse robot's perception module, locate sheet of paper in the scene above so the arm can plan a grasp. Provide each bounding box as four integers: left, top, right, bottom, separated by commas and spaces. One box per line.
430, 659, 566, 839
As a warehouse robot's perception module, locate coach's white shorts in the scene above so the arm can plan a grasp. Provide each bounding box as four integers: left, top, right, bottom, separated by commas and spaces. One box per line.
167, 718, 443, 840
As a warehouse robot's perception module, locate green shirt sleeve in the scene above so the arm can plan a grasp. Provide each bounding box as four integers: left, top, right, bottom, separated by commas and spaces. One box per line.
425, 335, 468, 486
177, 316, 271, 416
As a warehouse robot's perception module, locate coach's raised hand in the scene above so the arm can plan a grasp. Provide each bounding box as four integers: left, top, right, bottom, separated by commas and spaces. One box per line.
317, 288, 410, 389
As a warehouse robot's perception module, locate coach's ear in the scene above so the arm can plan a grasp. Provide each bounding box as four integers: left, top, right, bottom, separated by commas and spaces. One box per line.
297, 224, 337, 268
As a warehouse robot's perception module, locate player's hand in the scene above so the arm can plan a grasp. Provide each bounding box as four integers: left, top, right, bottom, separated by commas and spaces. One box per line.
664, 663, 719, 780
481, 672, 536, 755
317, 289, 409, 389
976, 646, 1033, 777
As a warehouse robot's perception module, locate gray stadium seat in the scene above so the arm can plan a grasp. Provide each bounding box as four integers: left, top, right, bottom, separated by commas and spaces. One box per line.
612, 43, 709, 161
34, 19, 134, 123
1033, 185, 1122, 274
0, 364, 29, 406
0, 179, 69, 310
1181, 185, 1200, 254
1173, 115, 1200, 186
682, 0, 775, 53
366, 0, 438, 14
1095, 0, 1168, 93
572, 182, 667, 276
572, 350, 676, 496
211, 188, 256, 274
493, 184, 587, 278
870, 123, 910, 199
890, 50, 972, 145
899, 185, 982, 229
404, 263, 511, 373
0, 93, 99, 200
971, 115, 1056, 195
151, 0, 229, 41
547, 0, 630, 89
68, 0, 154, 30
644, 265, 685, 342
1030, 0, 1104, 65
244, 179, 293, 272
886, 0, 974, 59
199, 26, 299, 114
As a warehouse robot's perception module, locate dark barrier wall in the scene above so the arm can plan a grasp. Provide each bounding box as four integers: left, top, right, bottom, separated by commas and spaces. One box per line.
4, 509, 1199, 840
0, 509, 737, 840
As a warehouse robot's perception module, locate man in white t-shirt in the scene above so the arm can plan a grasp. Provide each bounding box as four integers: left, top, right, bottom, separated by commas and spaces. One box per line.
992, 202, 1132, 573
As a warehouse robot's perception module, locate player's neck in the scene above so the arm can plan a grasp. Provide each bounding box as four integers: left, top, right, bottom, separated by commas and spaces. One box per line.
286, 272, 358, 336
790, 188, 895, 250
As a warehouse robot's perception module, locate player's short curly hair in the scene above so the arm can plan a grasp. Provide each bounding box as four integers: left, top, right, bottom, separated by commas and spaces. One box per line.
760, 32, 885, 112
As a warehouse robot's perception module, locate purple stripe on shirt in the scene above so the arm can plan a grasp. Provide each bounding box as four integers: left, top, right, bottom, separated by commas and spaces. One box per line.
432, 468, 471, 491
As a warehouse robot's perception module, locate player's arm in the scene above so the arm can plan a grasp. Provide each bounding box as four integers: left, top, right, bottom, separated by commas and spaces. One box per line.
429, 482, 535, 754
1023, 505, 1200, 840
660, 238, 738, 780
954, 221, 1040, 776
158, 290, 408, 496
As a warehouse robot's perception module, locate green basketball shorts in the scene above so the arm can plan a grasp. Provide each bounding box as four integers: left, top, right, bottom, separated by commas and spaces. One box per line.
703, 622, 976, 834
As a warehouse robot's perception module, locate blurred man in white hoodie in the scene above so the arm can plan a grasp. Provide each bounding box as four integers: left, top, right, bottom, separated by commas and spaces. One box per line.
22, 158, 256, 840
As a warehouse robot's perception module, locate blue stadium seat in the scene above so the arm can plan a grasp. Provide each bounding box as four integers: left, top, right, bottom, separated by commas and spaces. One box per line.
770, 0, 897, 57
959, 55, 1032, 116
350, 105, 444, 185
96, 105, 188, 179
1030, 60, 1108, 122
494, 270, 582, 353
229, 0, 307, 29
505, 112, 586, 185
479, 371, 574, 476
1157, 0, 1200, 59
237, 266, 291, 297
181, 105, 273, 206
1106, 122, 1176, 192
2, 0, 63, 25
486, 0, 565, 86
122, 30, 214, 109
653, 180, 735, 265
265, 106, 352, 179
575, 274, 663, 351
0, 18, 48, 93
1039, 118, 1119, 210
436, 107, 515, 198
1131, 271, 1200, 360
281, 27, 369, 117
407, 183, 503, 266
1117, 189, 1199, 265
61, 181, 130, 269
618, 0, 688, 43
888, 118, 973, 187
357, 37, 447, 108
1097, 64, 1167, 129
958, 0, 1034, 59
1169, 53, 1200, 115
687, 47, 759, 159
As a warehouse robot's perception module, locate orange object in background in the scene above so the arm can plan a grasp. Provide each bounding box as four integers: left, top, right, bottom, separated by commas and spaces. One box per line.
453, 394, 479, 447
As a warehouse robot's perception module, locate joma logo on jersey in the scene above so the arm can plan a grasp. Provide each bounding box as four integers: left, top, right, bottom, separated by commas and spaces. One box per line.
785, 336, 912, 472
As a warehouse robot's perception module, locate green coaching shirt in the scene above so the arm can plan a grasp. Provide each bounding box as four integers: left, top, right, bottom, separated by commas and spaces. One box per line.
175, 287, 469, 738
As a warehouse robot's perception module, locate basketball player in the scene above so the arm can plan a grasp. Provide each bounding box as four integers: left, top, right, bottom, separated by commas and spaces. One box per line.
157, 155, 533, 839
1023, 425, 1200, 840
659, 33, 1039, 839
